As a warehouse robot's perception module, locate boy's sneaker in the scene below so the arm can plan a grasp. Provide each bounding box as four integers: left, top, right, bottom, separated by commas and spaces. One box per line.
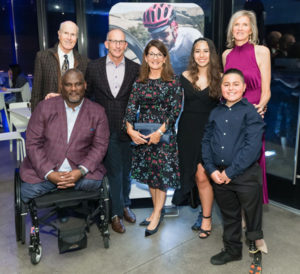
210, 249, 242, 265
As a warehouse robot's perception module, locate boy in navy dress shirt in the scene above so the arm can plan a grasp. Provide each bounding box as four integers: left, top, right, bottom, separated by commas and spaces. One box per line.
202, 69, 265, 273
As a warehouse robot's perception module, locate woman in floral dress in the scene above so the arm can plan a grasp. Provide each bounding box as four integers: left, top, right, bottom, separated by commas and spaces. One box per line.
124, 40, 182, 236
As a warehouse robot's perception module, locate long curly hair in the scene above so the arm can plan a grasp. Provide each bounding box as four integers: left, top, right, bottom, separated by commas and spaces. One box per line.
186, 38, 222, 99
138, 40, 174, 83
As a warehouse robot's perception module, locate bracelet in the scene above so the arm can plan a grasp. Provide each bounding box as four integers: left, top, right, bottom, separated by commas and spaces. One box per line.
158, 129, 164, 136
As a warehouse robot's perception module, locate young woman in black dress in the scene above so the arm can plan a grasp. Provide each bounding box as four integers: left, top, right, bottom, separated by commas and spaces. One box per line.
173, 38, 221, 238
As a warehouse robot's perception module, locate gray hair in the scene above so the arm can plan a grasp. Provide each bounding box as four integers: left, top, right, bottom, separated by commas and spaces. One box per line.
106, 28, 126, 41
226, 10, 258, 48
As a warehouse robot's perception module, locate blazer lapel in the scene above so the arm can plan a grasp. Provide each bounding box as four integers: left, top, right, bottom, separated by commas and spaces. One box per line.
116, 58, 131, 99
67, 99, 86, 148
57, 98, 68, 146
97, 58, 115, 99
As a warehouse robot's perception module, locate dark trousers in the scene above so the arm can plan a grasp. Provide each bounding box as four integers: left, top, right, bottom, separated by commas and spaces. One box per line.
104, 132, 132, 217
213, 163, 263, 256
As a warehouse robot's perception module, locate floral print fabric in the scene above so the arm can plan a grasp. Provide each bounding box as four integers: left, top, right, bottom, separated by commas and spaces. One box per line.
124, 76, 183, 191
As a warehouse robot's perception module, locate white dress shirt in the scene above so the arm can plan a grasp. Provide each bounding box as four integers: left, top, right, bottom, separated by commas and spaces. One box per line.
45, 99, 88, 178
58, 45, 75, 70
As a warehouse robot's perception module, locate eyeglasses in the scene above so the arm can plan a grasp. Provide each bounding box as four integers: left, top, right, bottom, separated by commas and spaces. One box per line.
107, 39, 127, 45
148, 52, 164, 59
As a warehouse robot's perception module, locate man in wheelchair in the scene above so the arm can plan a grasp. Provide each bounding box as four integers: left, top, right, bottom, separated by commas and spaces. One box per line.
20, 68, 109, 201
16, 69, 110, 263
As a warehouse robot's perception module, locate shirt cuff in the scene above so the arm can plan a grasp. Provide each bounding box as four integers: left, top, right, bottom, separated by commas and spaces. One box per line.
205, 164, 218, 176
79, 165, 89, 174
45, 170, 54, 180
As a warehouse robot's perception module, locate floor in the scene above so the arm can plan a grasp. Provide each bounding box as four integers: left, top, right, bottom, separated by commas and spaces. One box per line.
1, 140, 300, 274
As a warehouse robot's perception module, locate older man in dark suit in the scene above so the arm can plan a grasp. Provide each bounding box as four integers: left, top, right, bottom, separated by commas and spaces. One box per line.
30, 21, 89, 112
85, 28, 140, 233
20, 69, 109, 202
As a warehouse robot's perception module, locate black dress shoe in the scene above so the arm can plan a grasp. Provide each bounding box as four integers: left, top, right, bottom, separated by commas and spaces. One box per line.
210, 249, 242, 265
140, 214, 164, 226
139, 219, 150, 226
145, 218, 162, 237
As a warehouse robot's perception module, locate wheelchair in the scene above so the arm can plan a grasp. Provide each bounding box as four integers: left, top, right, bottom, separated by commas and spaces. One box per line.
14, 168, 110, 265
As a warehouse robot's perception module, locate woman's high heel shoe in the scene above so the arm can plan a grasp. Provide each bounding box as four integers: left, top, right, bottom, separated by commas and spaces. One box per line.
199, 215, 212, 239
139, 219, 150, 226
145, 218, 162, 237
140, 214, 164, 227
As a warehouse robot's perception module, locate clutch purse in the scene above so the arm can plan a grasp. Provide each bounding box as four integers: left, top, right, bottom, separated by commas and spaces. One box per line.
134, 123, 171, 144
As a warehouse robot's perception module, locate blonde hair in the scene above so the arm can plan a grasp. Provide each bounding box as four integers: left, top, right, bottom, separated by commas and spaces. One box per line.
226, 10, 258, 48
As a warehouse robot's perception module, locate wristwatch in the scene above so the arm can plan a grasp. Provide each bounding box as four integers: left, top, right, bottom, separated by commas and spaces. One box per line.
78, 166, 87, 177
158, 129, 164, 136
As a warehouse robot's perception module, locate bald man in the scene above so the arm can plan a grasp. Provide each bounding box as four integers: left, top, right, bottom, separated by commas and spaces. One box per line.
86, 28, 140, 233
20, 69, 109, 202
31, 21, 89, 111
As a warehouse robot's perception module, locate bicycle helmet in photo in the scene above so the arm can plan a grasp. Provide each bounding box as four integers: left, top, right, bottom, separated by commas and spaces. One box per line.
143, 3, 176, 34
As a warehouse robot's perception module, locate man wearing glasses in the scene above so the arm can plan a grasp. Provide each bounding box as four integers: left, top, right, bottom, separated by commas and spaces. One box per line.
85, 28, 140, 234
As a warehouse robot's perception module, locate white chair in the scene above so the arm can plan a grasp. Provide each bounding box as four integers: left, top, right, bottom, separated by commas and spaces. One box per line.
0, 93, 10, 129
0, 132, 26, 161
9, 102, 29, 153
20, 82, 31, 102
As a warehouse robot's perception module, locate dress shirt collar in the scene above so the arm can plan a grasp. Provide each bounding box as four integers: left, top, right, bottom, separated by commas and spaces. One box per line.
106, 55, 125, 67
64, 98, 84, 112
58, 45, 73, 60
221, 97, 248, 108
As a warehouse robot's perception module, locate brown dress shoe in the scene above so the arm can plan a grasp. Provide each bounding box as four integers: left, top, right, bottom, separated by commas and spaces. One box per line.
111, 216, 126, 233
123, 207, 136, 223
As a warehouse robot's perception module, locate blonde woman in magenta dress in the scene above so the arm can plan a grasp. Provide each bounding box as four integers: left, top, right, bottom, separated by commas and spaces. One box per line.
223, 10, 271, 253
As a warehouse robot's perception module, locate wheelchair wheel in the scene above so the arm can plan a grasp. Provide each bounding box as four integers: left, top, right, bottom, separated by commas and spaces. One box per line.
30, 244, 42, 265
103, 235, 109, 249
14, 168, 25, 243
102, 176, 110, 222
15, 214, 26, 244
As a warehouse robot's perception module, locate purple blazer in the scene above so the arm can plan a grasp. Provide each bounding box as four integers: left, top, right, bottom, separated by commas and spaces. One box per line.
20, 96, 110, 184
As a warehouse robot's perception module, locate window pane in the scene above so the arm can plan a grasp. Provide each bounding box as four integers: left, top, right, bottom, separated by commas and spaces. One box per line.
233, 0, 300, 208
0, 1, 14, 72
13, 0, 39, 74
46, 0, 76, 48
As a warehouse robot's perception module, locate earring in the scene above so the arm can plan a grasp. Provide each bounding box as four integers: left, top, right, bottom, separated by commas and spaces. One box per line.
249, 34, 252, 43
231, 36, 235, 42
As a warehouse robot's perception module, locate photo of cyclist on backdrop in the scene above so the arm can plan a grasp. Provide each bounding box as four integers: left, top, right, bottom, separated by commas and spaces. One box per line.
108, 2, 204, 75
143, 3, 202, 74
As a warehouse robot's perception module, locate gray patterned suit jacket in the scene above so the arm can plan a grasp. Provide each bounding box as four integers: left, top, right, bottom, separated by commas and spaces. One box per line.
30, 44, 89, 111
